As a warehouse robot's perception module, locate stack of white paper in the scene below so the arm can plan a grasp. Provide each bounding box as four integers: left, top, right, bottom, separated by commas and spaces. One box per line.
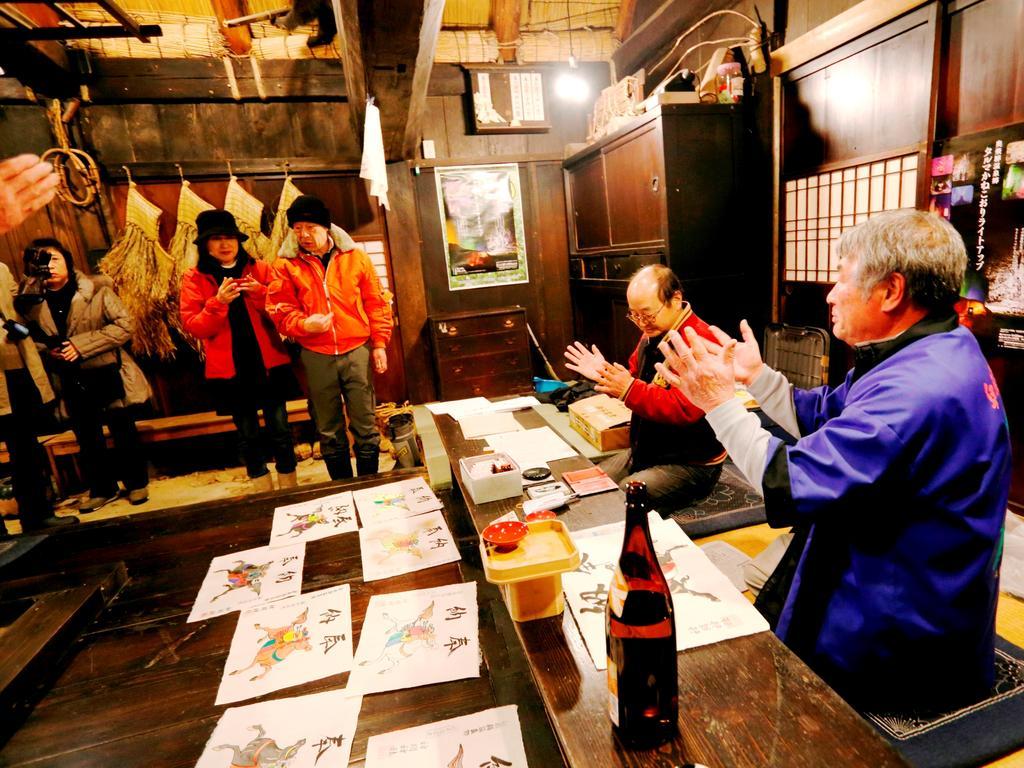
485, 426, 576, 469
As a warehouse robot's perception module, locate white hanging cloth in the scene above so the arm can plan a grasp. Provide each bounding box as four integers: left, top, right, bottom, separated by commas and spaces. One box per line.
359, 98, 390, 211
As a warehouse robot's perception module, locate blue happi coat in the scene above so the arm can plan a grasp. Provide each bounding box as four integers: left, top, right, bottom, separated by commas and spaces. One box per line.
762, 319, 1010, 710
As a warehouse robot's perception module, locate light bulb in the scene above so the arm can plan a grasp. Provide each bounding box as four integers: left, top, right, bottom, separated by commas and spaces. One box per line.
556, 71, 590, 103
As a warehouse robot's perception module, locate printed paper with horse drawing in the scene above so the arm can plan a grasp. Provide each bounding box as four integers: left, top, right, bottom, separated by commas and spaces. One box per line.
358, 509, 460, 582
188, 543, 305, 623
195, 688, 362, 768
347, 581, 479, 696
216, 584, 354, 705
352, 477, 442, 527
269, 490, 358, 548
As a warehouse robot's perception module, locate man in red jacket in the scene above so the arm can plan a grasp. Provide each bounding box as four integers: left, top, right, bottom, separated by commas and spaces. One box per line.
565, 265, 725, 511
267, 195, 393, 479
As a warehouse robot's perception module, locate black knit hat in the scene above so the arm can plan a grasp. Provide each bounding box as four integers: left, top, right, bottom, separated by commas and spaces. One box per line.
286, 194, 331, 229
193, 209, 248, 244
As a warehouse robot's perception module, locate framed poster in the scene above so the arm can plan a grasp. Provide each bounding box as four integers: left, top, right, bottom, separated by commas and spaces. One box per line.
933, 123, 1024, 318
468, 67, 551, 134
435, 163, 529, 291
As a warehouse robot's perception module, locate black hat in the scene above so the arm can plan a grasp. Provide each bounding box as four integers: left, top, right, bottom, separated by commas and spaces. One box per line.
286, 194, 331, 229
193, 209, 248, 244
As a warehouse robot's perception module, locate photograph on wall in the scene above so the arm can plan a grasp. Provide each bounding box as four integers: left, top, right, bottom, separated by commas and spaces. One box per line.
934, 123, 1024, 319
434, 164, 529, 291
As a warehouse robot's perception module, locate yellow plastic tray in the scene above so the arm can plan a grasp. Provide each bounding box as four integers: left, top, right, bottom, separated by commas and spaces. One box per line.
480, 519, 580, 621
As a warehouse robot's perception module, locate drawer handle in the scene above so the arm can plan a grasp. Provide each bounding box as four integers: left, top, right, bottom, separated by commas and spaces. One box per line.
651, 175, 659, 193
447, 324, 459, 336
453, 366, 464, 375
505, 338, 515, 346
503, 318, 515, 328
471, 385, 483, 395
449, 344, 462, 354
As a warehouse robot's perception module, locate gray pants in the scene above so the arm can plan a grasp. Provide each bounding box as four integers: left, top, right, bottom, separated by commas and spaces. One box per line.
600, 449, 722, 513
300, 345, 379, 463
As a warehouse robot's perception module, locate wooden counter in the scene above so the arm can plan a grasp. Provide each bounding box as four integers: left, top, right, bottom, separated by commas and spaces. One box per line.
433, 407, 909, 767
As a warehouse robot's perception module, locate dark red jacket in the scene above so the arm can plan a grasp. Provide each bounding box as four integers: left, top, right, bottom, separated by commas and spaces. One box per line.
179, 257, 291, 380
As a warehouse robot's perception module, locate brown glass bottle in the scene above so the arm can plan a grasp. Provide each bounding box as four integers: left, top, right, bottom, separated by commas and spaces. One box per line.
605, 480, 678, 748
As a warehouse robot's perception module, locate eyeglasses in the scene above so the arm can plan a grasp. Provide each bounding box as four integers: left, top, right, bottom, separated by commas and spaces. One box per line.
626, 303, 667, 326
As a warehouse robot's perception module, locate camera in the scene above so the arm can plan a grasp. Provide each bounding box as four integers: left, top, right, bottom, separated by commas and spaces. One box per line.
0, 312, 30, 342
23, 247, 53, 279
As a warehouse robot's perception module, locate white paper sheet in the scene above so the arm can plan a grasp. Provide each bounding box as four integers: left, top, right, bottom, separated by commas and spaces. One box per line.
359, 510, 460, 582
195, 689, 362, 768
188, 544, 305, 623
216, 584, 354, 705
269, 491, 358, 548
365, 705, 528, 768
1001, 509, 1024, 599
563, 516, 768, 669
347, 581, 479, 695
353, 477, 443, 527
458, 412, 524, 439
699, 540, 753, 593
480, 395, 540, 413
485, 426, 576, 468
425, 397, 491, 417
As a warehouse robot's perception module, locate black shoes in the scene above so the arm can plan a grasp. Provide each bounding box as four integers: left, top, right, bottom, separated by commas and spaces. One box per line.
22, 514, 79, 532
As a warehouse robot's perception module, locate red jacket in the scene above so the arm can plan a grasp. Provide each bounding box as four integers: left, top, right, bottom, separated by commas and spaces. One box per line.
179, 257, 291, 380
267, 226, 392, 356
622, 304, 726, 467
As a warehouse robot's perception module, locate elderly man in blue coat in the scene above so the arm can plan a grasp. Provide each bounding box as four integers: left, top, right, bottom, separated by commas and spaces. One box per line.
658, 209, 1011, 712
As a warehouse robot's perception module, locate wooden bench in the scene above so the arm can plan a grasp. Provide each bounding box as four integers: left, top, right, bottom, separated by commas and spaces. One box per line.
42, 399, 312, 495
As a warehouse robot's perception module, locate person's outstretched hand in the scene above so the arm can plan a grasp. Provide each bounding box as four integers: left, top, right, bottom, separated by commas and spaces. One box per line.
564, 341, 607, 382
655, 327, 736, 413
714, 320, 764, 386
0, 155, 59, 235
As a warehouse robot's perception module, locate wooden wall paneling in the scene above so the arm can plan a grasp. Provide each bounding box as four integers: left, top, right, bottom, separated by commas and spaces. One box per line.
0, 105, 52, 156
386, 162, 434, 404
942, 0, 1024, 137
530, 161, 574, 379
242, 102, 294, 161
121, 104, 165, 163
441, 94, 480, 158
79, 105, 133, 168
419, 96, 451, 159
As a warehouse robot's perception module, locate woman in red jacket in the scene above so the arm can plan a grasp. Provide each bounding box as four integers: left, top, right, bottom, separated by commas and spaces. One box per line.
179, 210, 297, 491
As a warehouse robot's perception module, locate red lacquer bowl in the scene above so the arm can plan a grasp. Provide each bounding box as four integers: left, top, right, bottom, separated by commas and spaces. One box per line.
481, 520, 529, 553
525, 509, 557, 522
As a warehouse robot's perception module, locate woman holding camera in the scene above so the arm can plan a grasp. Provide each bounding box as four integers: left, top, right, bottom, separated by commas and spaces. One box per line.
22, 238, 152, 511
179, 210, 297, 491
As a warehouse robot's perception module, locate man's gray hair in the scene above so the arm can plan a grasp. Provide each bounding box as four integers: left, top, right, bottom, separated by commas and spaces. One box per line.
835, 209, 967, 312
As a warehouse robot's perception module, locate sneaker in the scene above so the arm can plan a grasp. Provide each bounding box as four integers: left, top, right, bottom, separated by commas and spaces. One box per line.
127, 487, 149, 505
80, 491, 121, 513
23, 514, 79, 531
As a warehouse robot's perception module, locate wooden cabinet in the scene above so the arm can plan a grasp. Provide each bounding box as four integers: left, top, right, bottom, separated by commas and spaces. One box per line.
564, 103, 770, 357
429, 307, 534, 400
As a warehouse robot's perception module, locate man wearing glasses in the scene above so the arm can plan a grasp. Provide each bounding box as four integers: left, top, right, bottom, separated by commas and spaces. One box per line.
564, 264, 726, 511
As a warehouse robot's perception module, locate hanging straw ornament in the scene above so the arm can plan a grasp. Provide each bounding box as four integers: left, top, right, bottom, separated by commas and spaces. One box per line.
225, 175, 271, 259
168, 176, 214, 285
99, 177, 178, 360
267, 176, 304, 263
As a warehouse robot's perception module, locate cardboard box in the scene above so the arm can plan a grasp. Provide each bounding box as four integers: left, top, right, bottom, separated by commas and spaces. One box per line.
568, 394, 631, 452
459, 452, 522, 503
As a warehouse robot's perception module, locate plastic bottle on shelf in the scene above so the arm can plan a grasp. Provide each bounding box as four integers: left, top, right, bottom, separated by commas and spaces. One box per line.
716, 62, 743, 104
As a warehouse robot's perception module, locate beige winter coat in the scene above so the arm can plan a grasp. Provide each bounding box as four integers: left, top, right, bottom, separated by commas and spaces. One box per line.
0, 263, 54, 416
27, 271, 152, 409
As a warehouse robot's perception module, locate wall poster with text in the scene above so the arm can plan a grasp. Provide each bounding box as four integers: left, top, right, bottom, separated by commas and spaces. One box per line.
933, 123, 1024, 320
435, 163, 529, 291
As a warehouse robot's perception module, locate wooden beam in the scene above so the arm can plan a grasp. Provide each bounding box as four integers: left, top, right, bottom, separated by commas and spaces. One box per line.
333, 0, 367, 145
92, 0, 152, 42
492, 0, 521, 63
613, 0, 638, 42
82, 58, 346, 102
0, 24, 162, 40
210, 0, 252, 55
770, 0, 928, 76
105, 158, 363, 181
0, 40, 78, 97
611, 0, 718, 80
402, 0, 445, 159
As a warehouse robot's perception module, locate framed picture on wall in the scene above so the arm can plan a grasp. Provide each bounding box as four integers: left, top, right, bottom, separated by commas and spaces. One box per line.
467, 67, 551, 134
434, 163, 529, 291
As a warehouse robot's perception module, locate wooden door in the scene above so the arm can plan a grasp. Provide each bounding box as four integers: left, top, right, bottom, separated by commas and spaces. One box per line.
566, 155, 611, 252
604, 121, 667, 249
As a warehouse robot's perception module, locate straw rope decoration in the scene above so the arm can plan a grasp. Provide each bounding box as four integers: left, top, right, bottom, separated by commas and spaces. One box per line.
169, 178, 215, 281
225, 176, 271, 259
99, 182, 179, 360
266, 177, 304, 263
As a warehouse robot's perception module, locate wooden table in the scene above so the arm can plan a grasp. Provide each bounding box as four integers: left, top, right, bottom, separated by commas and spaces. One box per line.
0, 472, 563, 768
434, 407, 909, 767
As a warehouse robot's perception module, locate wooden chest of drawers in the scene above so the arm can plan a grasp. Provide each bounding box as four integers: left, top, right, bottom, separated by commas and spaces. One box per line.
429, 307, 535, 400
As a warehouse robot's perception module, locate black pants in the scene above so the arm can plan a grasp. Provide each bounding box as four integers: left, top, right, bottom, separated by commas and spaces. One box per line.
71, 405, 148, 497
232, 398, 297, 479
0, 369, 52, 527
